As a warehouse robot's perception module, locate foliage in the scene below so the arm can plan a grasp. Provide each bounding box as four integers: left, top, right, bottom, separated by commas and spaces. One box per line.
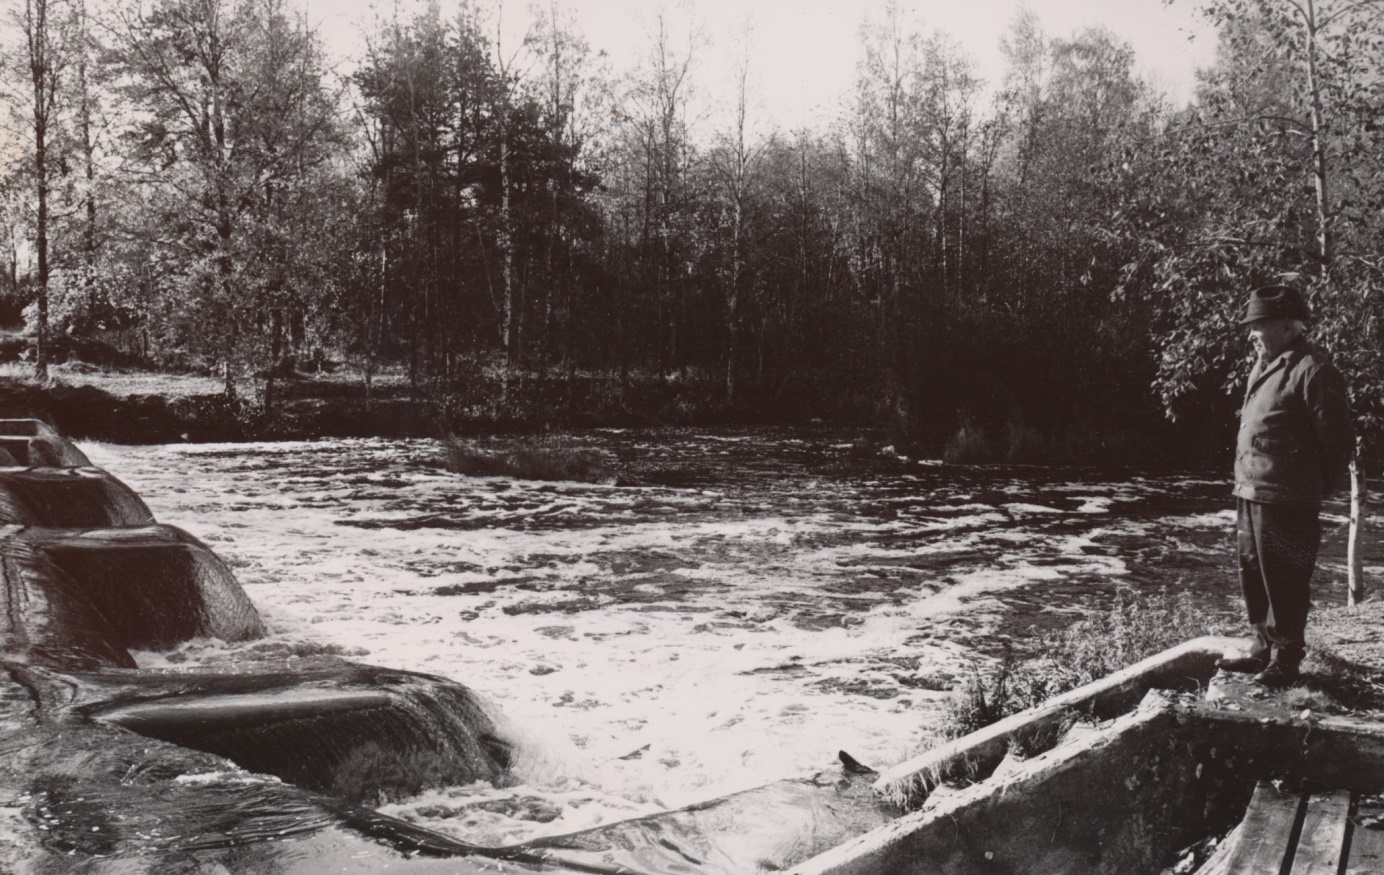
938, 588, 1227, 742
0, 0, 1376, 449
1114, 0, 1384, 443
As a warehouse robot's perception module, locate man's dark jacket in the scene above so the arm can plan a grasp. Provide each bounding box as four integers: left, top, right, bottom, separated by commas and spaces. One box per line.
1235, 336, 1353, 505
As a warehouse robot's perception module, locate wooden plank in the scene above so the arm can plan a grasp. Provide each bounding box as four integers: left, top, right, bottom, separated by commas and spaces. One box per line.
1290, 791, 1351, 875
1219, 782, 1303, 875
1197, 823, 1245, 875
1345, 797, 1384, 875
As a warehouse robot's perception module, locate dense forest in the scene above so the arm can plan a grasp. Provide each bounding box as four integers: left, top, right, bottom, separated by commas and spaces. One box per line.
0, 0, 1380, 458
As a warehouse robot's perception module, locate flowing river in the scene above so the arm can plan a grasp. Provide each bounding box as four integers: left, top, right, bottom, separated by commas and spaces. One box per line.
83, 428, 1317, 848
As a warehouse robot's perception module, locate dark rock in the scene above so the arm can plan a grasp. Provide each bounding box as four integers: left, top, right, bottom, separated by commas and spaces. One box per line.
1, 662, 545, 874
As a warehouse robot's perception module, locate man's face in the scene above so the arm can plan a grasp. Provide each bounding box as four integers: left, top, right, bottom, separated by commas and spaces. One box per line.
1247, 317, 1295, 358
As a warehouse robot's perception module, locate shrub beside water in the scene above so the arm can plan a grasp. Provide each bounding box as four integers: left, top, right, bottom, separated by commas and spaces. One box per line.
943, 420, 1082, 465
939, 588, 1224, 743
443, 435, 614, 483
941, 420, 1160, 465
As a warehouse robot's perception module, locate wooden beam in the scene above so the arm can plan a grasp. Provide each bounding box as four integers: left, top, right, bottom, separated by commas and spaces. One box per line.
1290, 791, 1350, 875
1345, 797, 1384, 875
1197, 822, 1244, 875
1216, 782, 1301, 875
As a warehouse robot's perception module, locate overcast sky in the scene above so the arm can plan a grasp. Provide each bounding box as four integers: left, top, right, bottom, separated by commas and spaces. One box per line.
305, 0, 1220, 131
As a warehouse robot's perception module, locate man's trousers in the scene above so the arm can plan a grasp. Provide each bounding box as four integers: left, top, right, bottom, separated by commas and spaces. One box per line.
1236, 498, 1321, 666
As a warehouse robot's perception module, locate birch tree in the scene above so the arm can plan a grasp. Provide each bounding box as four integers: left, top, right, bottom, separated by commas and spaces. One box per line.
4, 0, 74, 377
709, 21, 762, 404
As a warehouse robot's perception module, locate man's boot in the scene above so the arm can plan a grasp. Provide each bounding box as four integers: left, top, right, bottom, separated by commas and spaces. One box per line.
1254, 647, 1304, 687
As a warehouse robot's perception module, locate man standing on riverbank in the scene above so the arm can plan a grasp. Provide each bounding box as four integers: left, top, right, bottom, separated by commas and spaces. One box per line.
1217, 285, 1354, 687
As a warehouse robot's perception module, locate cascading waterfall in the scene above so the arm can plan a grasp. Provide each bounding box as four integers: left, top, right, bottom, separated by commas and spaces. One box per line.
21, 524, 265, 650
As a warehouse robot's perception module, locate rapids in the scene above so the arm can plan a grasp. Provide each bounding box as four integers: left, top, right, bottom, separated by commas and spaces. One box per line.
82, 428, 1277, 847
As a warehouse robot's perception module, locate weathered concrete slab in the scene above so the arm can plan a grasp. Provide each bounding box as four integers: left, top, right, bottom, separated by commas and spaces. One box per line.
873, 635, 1240, 806
791, 693, 1246, 875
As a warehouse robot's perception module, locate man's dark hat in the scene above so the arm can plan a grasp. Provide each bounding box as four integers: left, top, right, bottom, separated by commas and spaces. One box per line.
1238, 284, 1310, 325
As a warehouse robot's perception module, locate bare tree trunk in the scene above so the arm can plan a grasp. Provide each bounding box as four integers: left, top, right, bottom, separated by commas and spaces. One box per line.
957, 121, 967, 296
1302, 0, 1362, 602
727, 194, 741, 405
500, 131, 514, 390
34, 123, 50, 379
725, 43, 752, 406
26, 0, 58, 380
1304, 0, 1332, 270
1347, 440, 1367, 604
77, 0, 98, 321
264, 309, 281, 414
495, 9, 517, 401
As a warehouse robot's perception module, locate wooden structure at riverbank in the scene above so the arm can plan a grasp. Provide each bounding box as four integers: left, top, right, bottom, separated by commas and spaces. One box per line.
1199, 782, 1384, 875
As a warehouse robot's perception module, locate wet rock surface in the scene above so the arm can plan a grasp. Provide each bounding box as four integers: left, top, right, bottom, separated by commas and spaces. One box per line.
19, 524, 266, 651
0, 420, 544, 872
0, 466, 153, 527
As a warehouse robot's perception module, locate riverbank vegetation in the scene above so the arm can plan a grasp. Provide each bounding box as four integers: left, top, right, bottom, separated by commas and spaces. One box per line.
0, 0, 1379, 462
939, 588, 1229, 743
939, 591, 1384, 753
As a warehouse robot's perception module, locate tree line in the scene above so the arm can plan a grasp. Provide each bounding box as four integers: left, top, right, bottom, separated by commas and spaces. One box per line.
0, 0, 1379, 459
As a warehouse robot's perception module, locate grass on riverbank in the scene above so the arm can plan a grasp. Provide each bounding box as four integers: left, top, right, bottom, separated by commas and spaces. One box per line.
936, 590, 1384, 764
939, 588, 1226, 745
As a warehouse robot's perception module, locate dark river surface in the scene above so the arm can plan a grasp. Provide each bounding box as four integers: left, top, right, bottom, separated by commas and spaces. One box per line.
83, 428, 1366, 847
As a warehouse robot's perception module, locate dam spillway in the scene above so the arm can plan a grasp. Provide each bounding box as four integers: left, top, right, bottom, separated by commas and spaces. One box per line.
0, 419, 545, 873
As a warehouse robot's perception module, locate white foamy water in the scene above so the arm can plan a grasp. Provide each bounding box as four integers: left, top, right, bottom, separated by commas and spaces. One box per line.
84, 430, 1245, 846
